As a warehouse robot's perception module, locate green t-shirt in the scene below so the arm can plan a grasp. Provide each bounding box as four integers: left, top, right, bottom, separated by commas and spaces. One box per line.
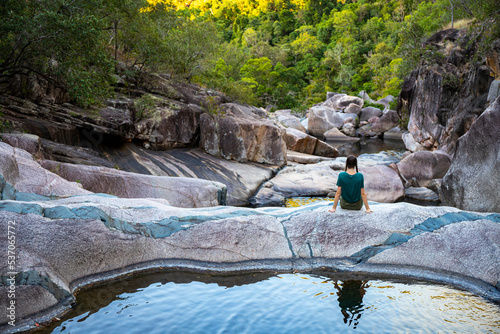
336, 171, 364, 203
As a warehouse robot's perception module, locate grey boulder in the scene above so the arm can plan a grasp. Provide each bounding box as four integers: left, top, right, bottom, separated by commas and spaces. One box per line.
395, 150, 451, 187
441, 97, 500, 212
307, 106, 345, 138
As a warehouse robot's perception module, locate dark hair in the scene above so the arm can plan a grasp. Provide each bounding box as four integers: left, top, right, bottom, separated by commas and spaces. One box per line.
345, 155, 358, 173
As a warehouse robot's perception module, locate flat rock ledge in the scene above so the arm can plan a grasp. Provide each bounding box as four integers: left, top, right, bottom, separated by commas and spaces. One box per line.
1, 197, 499, 332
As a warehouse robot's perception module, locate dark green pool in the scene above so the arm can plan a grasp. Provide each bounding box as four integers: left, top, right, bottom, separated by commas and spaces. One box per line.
43, 272, 500, 333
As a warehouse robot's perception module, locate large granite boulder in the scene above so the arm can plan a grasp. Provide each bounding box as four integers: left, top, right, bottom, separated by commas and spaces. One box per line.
0, 142, 90, 200
370, 110, 400, 133
2, 197, 499, 332
39, 160, 227, 208
307, 106, 344, 138
402, 132, 424, 152
337, 112, 359, 124
375, 95, 396, 109
284, 128, 339, 158
324, 127, 359, 141
200, 103, 287, 166
394, 150, 452, 187
322, 93, 364, 110
135, 103, 203, 150
341, 123, 357, 137
275, 111, 307, 133
441, 97, 500, 212
344, 103, 362, 115
283, 128, 316, 155
355, 124, 380, 138
251, 157, 404, 206
360, 107, 383, 122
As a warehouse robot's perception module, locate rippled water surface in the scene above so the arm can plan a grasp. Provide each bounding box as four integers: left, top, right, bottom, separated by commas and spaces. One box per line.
44, 272, 500, 334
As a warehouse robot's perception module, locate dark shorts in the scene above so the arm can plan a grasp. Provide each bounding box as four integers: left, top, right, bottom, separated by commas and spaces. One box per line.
340, 197, 363, 210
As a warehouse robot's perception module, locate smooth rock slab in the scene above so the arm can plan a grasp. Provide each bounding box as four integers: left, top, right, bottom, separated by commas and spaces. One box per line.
0, 142, 90, 199
286, 150, 334, 164
284, 202, 457, 259
1, 199, 499, 332
307, 106, 344, 138
100, 145, 278, 207
40, 160, 227, 208
369, 220, 500, 286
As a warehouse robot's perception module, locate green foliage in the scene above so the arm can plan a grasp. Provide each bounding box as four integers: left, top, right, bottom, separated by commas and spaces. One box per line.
0, 112, 11, 133
203, 96, 225, 116
134, 94, 157, 120
2, 0, 498, 112
0, 0, 114, 107
363, 102, 385, 110
290, 105, 308, 118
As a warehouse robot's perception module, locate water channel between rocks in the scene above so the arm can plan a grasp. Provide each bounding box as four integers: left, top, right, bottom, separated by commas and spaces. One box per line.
38, 271, 500, 334
326, 138, 407, 157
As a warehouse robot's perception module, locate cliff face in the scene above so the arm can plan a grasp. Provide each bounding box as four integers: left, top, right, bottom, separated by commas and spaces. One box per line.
0, 71, 288, 166
398, 29, 499, 156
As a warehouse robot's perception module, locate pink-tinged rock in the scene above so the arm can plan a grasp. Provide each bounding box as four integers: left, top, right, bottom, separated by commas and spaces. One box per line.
39, 160, 227, 207
0, 142, 90, 198
396, 150, 451, 187
200, 103, 287, 166
284, 128, 339, 158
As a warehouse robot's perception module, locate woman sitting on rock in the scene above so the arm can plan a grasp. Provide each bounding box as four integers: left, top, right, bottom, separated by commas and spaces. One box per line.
329, 155, 372, 213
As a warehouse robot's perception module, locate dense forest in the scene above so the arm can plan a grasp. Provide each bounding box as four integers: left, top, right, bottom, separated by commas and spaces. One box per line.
1, 0, 499, 110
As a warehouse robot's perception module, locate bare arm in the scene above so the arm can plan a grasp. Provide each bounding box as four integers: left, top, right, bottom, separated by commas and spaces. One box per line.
328, 187, 342, 212
361, 188, 372, 213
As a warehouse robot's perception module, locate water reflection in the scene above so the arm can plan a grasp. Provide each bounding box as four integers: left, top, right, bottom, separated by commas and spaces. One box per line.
38, 272, 500, 334
334, 280, 369, 329
327, 138, 406, 156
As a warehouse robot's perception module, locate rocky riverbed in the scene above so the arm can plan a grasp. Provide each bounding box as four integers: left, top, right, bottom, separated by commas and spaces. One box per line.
0, 30, 500, 332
